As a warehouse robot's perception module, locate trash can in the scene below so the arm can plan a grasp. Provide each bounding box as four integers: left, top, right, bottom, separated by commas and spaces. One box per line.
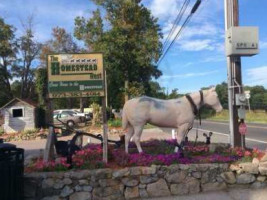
0, 142, 24, 200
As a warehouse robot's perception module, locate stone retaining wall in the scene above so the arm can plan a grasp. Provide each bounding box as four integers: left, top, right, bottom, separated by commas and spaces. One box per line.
24, 161, 267, 200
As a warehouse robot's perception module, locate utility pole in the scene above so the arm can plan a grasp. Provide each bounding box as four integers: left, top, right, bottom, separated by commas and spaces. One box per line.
224, 0, 243, 147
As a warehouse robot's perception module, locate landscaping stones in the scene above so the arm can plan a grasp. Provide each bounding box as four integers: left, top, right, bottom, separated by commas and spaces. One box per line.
259, 161, 267, 175
24, 163, 267, 200
165, 171, 187, 183
236, 174, 256, 184
239, 162, 259, 174
201, 182, 227, 192
124, 186, 139, 199
147, 179, 170, 197
69, 192, 91, 200
60, 186, 74, 198
221, 172, 236, 184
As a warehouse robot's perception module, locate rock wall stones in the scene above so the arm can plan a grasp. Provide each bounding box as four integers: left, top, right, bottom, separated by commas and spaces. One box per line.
24, 162, 267, 200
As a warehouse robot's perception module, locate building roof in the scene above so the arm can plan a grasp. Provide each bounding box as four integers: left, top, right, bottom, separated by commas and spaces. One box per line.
0, 98, 37, 110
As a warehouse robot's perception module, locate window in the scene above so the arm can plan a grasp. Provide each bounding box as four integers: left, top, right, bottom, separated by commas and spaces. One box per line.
12, 108, 23, 117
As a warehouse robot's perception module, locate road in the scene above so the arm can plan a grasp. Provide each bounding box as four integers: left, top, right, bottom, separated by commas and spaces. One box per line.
190, 120, 267, 150
155, 120, 267, 150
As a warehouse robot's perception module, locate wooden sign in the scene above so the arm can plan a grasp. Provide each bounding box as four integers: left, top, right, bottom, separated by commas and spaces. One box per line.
47, 53, 104, 98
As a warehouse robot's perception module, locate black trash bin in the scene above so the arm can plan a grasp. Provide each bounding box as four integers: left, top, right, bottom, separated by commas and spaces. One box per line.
0, 142, 24, 200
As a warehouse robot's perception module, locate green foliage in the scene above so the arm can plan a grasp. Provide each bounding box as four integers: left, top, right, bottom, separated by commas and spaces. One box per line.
91, 103, 102, 125
74, 0, 163, 108
108, 119, 122, 127
127, 81, 145, 98
13, 23, 42, 99
0, 127, 4, 135
0, 17, 16, 106
215, 82, 228, 108
35, 68, 47, 107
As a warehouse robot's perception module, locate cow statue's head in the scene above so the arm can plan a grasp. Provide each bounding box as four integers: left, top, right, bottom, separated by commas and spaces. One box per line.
204, 87, 223, 112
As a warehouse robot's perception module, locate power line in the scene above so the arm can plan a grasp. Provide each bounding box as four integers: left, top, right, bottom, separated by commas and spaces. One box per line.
157, 0, 202, 66
162, 0, 190, 52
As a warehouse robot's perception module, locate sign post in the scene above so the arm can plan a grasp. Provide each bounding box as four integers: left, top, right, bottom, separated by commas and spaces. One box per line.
46, 53, 108, 163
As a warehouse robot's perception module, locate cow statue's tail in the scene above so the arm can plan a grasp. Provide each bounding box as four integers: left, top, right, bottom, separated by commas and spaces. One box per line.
122, 103, 129, 130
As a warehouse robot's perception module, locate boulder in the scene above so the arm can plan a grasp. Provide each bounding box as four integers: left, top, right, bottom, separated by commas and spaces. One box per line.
259, 161, 267, 175
122, 177, 139, 187
139, 188, 149, 198
257, 176, 266, 182
69, 192, 91, 200
140, 175, 158, 184
60, 186, 74, 198
239, 163, 259, 174
83, 186, 93, 192
130, 167, 142, 176
170, 184, 188, 195
147, 179, 171, 197
41, 196, 60, 200
112, 168, 130, 178
141, 166, 156, 175
236, 174, 256, 184
42, 178, 55, 189
124, 186, 139, 199
186, 177, 200, 194
220, 172, 236, 184
165, 171, 187, 183
79, 179, 89, 185
202, 182, 227, 192
99, 179, 120, 187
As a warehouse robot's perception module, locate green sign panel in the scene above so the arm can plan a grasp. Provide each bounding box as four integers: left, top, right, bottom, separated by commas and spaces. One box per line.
47, 53, 105, 98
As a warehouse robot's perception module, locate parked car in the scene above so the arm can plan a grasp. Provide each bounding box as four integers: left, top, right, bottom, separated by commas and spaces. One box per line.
54, 109, 91, 122
53, 112, 82, 127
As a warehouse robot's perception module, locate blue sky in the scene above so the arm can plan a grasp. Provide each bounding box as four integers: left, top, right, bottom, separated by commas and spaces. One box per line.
1, 0, 267, 93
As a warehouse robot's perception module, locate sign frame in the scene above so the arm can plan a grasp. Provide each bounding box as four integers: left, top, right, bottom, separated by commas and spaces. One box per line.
47, 53, 105, 99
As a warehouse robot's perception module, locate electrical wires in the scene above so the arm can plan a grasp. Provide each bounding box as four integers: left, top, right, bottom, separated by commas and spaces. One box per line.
157, 0, 202, 66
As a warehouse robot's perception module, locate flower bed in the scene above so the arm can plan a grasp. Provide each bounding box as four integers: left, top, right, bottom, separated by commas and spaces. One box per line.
25, 139, 265, 172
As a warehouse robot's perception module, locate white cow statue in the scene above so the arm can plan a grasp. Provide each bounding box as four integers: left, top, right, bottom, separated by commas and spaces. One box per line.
122, 87, 223, 154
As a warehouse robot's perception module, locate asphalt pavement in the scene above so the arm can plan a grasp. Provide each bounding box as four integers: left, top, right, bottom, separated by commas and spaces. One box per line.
192, 120, 267, 150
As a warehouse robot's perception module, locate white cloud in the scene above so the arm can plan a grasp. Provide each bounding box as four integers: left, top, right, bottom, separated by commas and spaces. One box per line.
160, 70, 218, 79
245, 66, 267, 86
148, 0, 182, 21
260, 41, 267, 49
178, 39, 215, 51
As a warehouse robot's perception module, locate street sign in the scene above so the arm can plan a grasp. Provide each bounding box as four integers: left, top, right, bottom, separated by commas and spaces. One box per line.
239, 122, 247, 135
244, 90, 251, 99
47, 53, 104, 98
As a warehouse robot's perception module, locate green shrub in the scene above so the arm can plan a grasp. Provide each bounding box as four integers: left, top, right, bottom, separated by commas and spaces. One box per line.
108, 119, 122, 127
0, 127, 4, 135
22, 128, 39, 136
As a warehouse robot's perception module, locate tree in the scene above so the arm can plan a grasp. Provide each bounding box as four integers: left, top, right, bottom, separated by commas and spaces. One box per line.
168, 88, 182, 99
0, 17, 16, 106
147, 81, 167, 99
74, 0, 162, 107
215, 82, 228, 108
12, 16, 42, 99
38, 27, 80, 109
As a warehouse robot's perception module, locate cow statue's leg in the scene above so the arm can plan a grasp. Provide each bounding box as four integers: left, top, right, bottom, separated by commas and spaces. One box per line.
132, 125, 144, 153
175, 123, 190, 155
125, 125, 134, 154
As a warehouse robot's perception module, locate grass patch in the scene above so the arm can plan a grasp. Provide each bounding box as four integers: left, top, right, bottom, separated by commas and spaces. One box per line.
205, 109, 267, 124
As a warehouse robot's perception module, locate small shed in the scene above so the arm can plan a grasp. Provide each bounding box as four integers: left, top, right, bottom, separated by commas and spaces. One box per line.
0, 98, 37, 133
